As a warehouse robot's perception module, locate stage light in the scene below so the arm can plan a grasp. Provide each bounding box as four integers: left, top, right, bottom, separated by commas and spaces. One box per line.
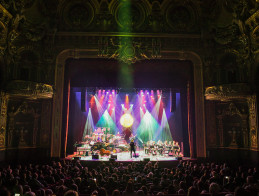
120, 113, 134, 128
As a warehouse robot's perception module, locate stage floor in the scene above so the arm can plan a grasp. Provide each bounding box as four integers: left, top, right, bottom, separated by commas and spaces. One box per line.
67, 150, 190, 162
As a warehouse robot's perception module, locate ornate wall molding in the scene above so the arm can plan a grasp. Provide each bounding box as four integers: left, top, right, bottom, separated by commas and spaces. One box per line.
162, 0, 199, 33
0, 91, 8, 148
7, 101, 41, 147
0, 4, 12, 57
205, 83, 252, 101
5, 80, 53, 99
58, 0, 97, 31
247, 95, 258, 150
216, 102, 249, 148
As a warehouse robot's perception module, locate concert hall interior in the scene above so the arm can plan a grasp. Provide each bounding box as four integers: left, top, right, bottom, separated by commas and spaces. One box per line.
0, 0, 259, 195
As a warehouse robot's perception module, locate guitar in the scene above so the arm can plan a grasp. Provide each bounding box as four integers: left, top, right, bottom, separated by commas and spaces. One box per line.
129, 134, 137, 141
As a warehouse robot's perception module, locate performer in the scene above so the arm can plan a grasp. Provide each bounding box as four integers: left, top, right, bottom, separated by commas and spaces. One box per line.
144, 141, 150, 154
130, 139, 137, 158
171, 141, 179, 156
174, 141, 180, 156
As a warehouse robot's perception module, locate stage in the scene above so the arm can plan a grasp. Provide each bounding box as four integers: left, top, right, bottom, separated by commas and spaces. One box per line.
65, 87, 192, 162
66, 150, 190, 162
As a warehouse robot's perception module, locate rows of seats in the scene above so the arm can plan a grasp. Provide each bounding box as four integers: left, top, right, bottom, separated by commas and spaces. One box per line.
0, 160, 258, 196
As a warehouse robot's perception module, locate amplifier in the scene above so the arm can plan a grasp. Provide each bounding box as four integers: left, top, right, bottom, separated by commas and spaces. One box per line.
143, 158, 150, 162
111, 154, 117, 160
92, 154, 99, 159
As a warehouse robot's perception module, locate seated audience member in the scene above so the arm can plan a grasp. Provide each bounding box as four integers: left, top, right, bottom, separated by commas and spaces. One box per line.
209, 182, 221, 196
112, 189, 121, 196
99, 187, 108, 196
136, 190, 145, 196
0, 159, 257, 196
187, 186, 199, 196
123, 180, 135, 196
64, 190, 79, 196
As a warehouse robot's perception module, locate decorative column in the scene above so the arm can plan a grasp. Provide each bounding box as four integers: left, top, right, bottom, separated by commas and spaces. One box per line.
187, 82, 194, 157
216, 115, 224, 147
247, 95, 258, 150
40, 100, 51, 146
33, 112, 40, 146
228, 127, 238, 147
17, 127, 28, 147
241, 115, 248, 147
52, 50, 71, 158
0, 92, 8, 148
7, 107, 15, 147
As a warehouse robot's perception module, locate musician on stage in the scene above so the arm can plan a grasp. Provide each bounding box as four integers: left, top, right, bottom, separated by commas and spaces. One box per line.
144, 141, 150, 154
130, 139, 137, 158
174, 141, 180, 156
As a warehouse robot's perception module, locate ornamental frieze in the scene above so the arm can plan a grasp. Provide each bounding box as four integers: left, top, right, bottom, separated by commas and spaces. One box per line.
5, 80, 53, 99
205, 83, 251, 101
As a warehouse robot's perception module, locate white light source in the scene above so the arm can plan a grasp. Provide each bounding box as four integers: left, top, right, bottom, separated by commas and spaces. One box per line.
120, 114, 134, 128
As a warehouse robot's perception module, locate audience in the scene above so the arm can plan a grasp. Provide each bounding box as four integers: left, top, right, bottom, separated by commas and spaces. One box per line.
0, 159, 258, 196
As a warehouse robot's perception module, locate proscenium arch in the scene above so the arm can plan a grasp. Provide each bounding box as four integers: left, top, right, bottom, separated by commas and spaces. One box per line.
51, 49, 206, 158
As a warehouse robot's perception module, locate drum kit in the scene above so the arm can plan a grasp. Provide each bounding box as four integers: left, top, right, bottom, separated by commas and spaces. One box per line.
82, 128, 128, 153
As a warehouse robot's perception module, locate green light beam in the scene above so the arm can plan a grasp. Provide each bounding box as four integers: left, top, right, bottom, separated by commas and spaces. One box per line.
96, 110, 117, 134
82, 108, 94, 141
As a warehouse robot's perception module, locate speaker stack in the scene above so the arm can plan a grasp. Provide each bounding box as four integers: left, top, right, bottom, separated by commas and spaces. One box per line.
92, 154, 99, 159
81, 88, 86, 112
170, 89, 176, 112
110, 154, 117, 160
143, 158, 150, 162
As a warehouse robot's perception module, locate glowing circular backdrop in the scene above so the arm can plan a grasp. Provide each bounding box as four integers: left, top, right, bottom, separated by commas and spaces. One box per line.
120, 114, 134, 128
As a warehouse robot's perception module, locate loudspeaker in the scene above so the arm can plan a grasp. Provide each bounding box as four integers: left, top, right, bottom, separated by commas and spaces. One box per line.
176, 157, 182, 160
171, 90, 176, 112
92, 154, 99, 159
74, 156, 80, 160
143, 158, 150, 162
81, 88, 86, 112
109, 158, 116, 162
111, 154, 117, 160
85, 151, 89, 156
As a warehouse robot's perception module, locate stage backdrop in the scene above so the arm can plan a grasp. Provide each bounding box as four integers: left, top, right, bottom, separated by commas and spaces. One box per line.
64, 59, 193, 156
67, 88, 184, 152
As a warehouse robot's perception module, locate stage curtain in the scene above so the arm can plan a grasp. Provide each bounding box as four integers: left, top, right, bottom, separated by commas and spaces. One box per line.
187, 81, 194, 158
